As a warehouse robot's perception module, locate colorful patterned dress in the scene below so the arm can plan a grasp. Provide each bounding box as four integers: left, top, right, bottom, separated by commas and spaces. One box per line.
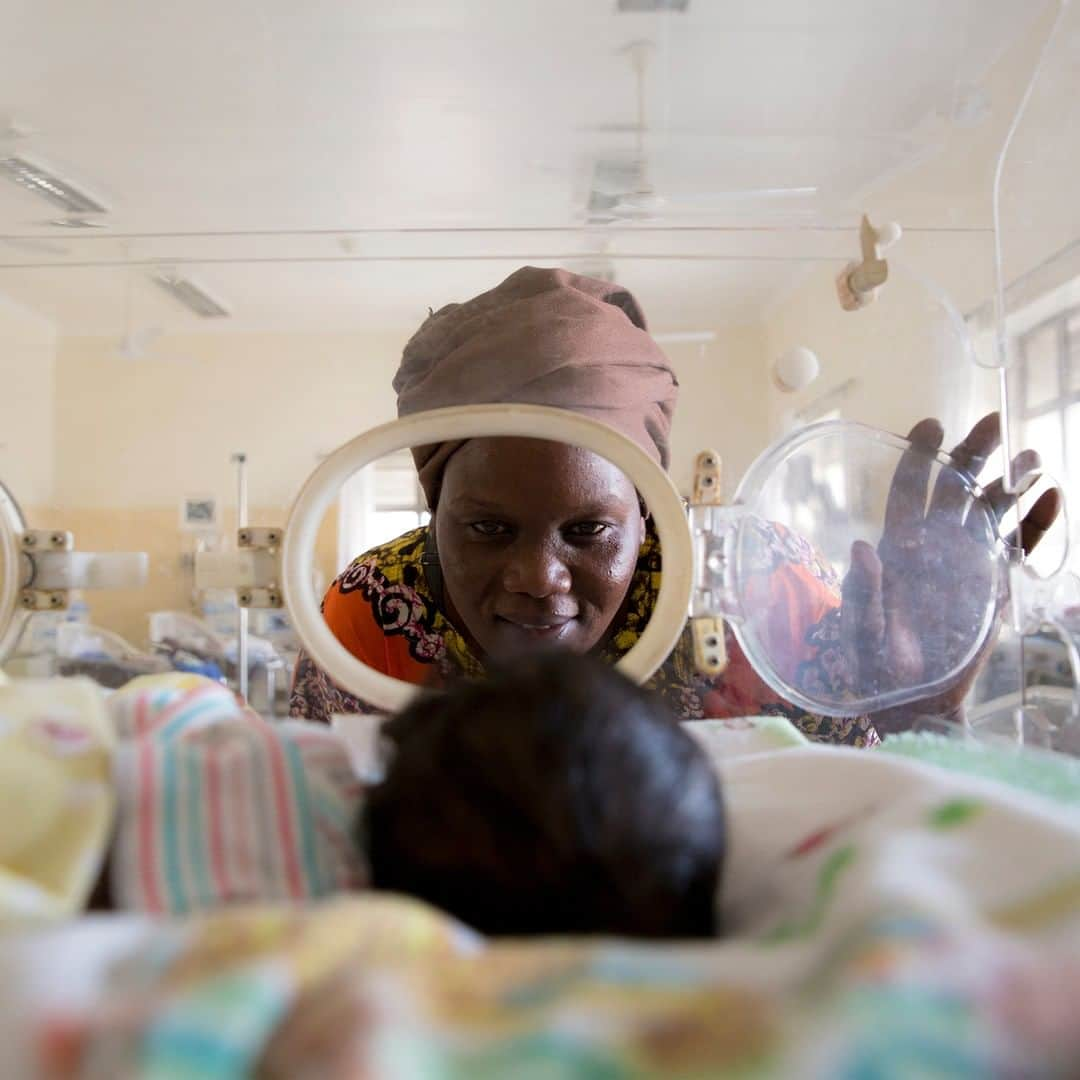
289, 523, 879, 747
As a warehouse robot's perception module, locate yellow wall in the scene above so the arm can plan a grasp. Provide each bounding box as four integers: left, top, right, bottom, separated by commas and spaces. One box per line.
51, 326, 771, 509
0, 295, 56, 507
52, 330, 405, 509
29, 323, 771, 645
37, 328, 398, 645
664, 325, 771, 500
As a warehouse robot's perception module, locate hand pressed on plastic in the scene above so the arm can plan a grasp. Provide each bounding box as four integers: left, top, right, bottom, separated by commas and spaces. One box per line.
840, 413, 1061, 730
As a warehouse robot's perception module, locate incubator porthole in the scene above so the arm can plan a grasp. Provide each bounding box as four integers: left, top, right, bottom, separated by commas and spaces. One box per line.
282, 404, 695, 713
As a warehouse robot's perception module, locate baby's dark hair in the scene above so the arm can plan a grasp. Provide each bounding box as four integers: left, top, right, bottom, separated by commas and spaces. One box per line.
359, 651, 724, 938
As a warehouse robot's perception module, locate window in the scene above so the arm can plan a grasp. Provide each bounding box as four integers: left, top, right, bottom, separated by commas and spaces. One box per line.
1011, 306, 1079, 573
338, 451, 430, 571
1015, 309, 1079, 482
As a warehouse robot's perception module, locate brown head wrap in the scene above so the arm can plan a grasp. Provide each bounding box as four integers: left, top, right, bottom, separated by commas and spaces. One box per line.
393, 266, 679, 506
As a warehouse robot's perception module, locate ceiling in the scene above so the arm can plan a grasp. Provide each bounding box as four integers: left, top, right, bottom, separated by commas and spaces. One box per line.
0, 0, 1054, 335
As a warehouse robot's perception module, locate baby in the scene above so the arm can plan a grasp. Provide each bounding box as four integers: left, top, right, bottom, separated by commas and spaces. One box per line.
86, 654, 724, 938
364, 652, 725, 938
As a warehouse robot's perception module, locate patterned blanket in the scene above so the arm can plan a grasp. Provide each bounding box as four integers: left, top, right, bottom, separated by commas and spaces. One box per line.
27, 733, 1080, 1079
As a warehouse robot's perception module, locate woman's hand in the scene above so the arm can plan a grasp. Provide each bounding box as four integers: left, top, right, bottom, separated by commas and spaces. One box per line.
840, 413, 1061, 732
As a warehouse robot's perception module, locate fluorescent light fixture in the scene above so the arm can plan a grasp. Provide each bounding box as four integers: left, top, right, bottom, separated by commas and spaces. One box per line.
151, 269, 230, 319
615, 187, 819, 213
0, 155, 107, 215
617, 0, 688, 10
678, 187, 819, 202
653, 331, 716, 345
43, 216, 106, 229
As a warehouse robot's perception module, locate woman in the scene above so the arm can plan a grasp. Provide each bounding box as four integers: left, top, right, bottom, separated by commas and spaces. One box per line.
290, 267, 1059, 743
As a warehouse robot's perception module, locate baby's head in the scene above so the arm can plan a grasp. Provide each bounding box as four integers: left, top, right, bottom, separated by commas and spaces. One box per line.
360, 652, 724, 938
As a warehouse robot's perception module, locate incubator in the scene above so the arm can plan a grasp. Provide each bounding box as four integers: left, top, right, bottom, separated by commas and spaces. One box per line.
0, 0, 1076, 746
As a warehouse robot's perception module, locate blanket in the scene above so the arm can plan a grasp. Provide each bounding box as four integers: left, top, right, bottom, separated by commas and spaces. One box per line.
28, 732, 1080, 1078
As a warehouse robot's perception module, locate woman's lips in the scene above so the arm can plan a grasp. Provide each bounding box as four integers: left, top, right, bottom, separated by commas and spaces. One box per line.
494, 615, 576, 641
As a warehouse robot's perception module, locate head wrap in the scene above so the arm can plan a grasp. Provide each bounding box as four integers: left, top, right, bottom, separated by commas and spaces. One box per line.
392, 266, 679, 505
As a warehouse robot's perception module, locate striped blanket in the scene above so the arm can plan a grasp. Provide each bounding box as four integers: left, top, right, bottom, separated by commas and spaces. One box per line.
109, 673, 367, 913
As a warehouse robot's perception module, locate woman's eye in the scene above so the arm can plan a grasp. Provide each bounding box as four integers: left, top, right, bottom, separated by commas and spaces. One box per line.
469, 521, 509, 537
566, 521, 609, 538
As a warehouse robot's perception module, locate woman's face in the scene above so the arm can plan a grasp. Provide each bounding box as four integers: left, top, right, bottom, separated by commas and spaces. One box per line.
434, 437, 647, 658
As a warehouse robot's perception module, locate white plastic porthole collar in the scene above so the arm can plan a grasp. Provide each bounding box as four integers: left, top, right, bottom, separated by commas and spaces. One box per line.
0, 482, 26, 661
282, 403, 694, 713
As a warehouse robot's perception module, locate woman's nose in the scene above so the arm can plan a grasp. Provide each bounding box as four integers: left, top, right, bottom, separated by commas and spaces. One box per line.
502, 543, 572, 598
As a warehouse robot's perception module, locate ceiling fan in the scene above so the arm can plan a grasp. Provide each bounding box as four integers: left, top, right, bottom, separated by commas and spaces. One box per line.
584, 42, 818, 223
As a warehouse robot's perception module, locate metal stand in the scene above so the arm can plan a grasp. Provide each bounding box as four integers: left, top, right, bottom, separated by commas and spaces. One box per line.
232, 452, 249, 704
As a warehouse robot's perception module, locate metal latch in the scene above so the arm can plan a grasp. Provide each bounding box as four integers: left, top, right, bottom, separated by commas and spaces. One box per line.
689, 450, 728, 676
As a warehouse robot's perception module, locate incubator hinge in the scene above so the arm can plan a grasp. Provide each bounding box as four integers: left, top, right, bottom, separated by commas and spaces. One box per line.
19, 530, 72, 612
238, 527, 284, 609
689, 449, 729, 676
692, 449, 723, 506
194, 527, 284, 609
18, 529, 149, 612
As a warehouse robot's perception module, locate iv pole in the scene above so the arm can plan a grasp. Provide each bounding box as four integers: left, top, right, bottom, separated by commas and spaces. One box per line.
232, 451, 249, 702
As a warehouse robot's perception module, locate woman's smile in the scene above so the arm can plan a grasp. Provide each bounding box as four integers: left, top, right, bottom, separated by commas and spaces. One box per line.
493, 613, 576, 643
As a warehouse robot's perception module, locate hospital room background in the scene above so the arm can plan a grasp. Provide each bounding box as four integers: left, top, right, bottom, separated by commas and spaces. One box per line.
1, 0, 1077, 721
7, 4, 1080, 1076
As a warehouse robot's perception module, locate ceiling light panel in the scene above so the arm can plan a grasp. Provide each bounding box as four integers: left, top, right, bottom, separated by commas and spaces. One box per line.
151, 270, 230, 318
616, 0, 689, 11
0, 155, 107, 215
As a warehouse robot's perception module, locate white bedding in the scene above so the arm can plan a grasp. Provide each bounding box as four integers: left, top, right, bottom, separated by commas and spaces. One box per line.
3, 726, 1080, 1077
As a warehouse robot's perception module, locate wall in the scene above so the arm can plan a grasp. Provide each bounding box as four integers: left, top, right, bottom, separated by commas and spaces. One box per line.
28, 328, 402, 646
31, 322, 770, 645
0, 293, 56, 508
664, 324, 771, 501
760, 266, 1000, 445
51, 325, 771, 509
52, 330, 405, 510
